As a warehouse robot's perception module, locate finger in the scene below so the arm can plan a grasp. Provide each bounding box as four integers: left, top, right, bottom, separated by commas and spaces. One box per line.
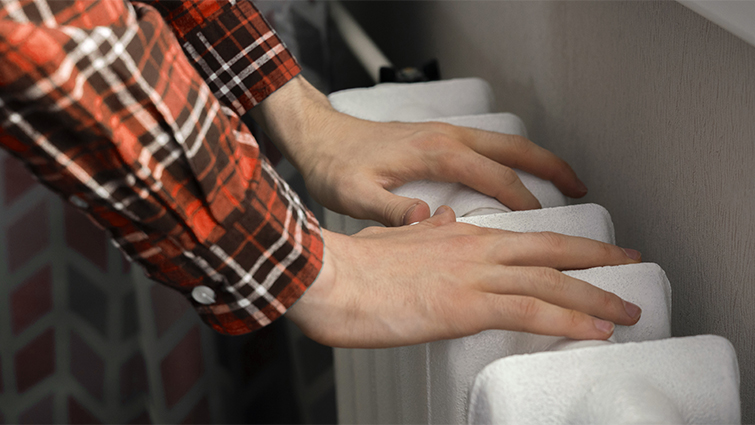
477, 294, 616, 340
490, 231, 642, 269
419, 205, 457, 227
352, 180, 431, 226
461, 129, 588, 198
432, 147, 541, 211
479, 266, 641, 326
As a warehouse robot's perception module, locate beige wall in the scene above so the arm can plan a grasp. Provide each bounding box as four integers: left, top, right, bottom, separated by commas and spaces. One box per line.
347, 1, 755, 421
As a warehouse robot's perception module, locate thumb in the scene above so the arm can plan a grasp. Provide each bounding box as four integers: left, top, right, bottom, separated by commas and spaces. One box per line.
354, 182, 431, 226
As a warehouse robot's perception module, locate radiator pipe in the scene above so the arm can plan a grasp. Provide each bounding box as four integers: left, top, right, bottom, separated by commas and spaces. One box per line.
329, 1, 393, 83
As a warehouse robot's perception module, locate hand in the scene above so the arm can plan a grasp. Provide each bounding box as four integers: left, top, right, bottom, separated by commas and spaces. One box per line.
250, 76, 588, 227
285, 207, 642, 348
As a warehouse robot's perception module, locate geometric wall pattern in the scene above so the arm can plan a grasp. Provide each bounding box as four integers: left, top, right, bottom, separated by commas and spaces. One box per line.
0, 152, 225, 424
1, 3, 339, 423
0, 141, 338, 424
0, 5, 340, 417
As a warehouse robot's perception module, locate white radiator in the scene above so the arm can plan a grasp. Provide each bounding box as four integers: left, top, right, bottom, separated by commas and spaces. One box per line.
324, 79, 741, 424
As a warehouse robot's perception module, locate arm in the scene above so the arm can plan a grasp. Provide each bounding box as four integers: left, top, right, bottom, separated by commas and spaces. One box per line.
136, 1, 643, 346
0, 0, 641, 346
148, 0, 588, 227
0, 0, 321, 335
144, 0, 300, 116
141, 1, 643, 346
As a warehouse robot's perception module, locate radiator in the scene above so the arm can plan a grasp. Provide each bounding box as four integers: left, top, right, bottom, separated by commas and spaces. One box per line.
324, 79, 741, 424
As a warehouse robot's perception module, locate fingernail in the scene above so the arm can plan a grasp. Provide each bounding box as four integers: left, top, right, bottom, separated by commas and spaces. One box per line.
622, 248, 642, 261
402, 203, 420, 225
594, 319, 614, 335
433, 205, 450, 217
623, 300, 642, 320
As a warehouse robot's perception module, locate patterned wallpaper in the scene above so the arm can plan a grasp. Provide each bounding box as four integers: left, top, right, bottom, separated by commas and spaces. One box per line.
0, 151, 227, 423
0, 3, 340, 421
0, 142, 336, 424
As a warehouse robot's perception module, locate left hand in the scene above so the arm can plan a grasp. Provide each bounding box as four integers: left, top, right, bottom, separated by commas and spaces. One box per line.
251, 76, 588, 226
286, 207, 642, 348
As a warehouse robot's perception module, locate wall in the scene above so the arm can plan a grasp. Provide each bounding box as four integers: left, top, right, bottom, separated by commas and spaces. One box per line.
0, 152, 224, 424
346, 1, 755, 421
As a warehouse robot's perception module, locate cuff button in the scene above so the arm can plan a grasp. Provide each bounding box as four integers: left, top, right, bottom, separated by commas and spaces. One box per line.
69, 195, 88, 209
191, 286, 216, 305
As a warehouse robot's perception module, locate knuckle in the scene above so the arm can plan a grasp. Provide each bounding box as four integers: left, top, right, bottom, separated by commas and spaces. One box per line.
383, 202, 407, 227
511, 135, 534, 154
436, 151, 462, 174
414, 130, 454, 151
414, 135, 462, 176
453, 222, 489, 235
556, 157, 573, 174
512, 297, 541, 321
425, 121, 458, 135
498, 166, 521, 187
527, 266, 554, 284
536, 231, 566, 253
600, 290, 619, 312
599, 242, 619, 261
539, 268, 566, 293
567, 309, 585, 329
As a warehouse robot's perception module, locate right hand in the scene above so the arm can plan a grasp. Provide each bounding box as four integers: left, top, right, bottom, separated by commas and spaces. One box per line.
286, 206, 643, 348
250, 76, 588, 227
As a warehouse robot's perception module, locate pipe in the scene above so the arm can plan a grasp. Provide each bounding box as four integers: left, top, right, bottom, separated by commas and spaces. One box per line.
329, 0, 393, 83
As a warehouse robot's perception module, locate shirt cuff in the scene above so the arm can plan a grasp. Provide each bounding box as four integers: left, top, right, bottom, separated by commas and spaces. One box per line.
150, 0, 302, 116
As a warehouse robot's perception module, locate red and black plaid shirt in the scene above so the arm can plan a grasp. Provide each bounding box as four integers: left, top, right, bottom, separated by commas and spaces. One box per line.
0, 0, 323, 335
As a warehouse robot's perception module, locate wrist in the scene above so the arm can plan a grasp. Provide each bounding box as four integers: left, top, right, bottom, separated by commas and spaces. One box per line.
285, 229, 342, 343
249, 76, 341, 175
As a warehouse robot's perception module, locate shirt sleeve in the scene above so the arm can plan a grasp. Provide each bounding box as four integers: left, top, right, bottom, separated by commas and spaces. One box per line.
142, 0, 301, 116
0, 0, 323, 335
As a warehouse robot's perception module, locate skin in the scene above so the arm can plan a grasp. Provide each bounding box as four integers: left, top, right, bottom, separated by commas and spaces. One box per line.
250, 76, 588, 226
251, 76, 642, 348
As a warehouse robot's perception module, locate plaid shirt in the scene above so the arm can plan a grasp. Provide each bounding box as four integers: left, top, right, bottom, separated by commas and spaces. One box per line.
0, 0, 323, 335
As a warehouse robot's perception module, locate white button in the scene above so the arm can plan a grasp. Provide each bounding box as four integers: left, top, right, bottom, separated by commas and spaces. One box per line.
69, 195, 88, 209
191, 286, 216, 305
